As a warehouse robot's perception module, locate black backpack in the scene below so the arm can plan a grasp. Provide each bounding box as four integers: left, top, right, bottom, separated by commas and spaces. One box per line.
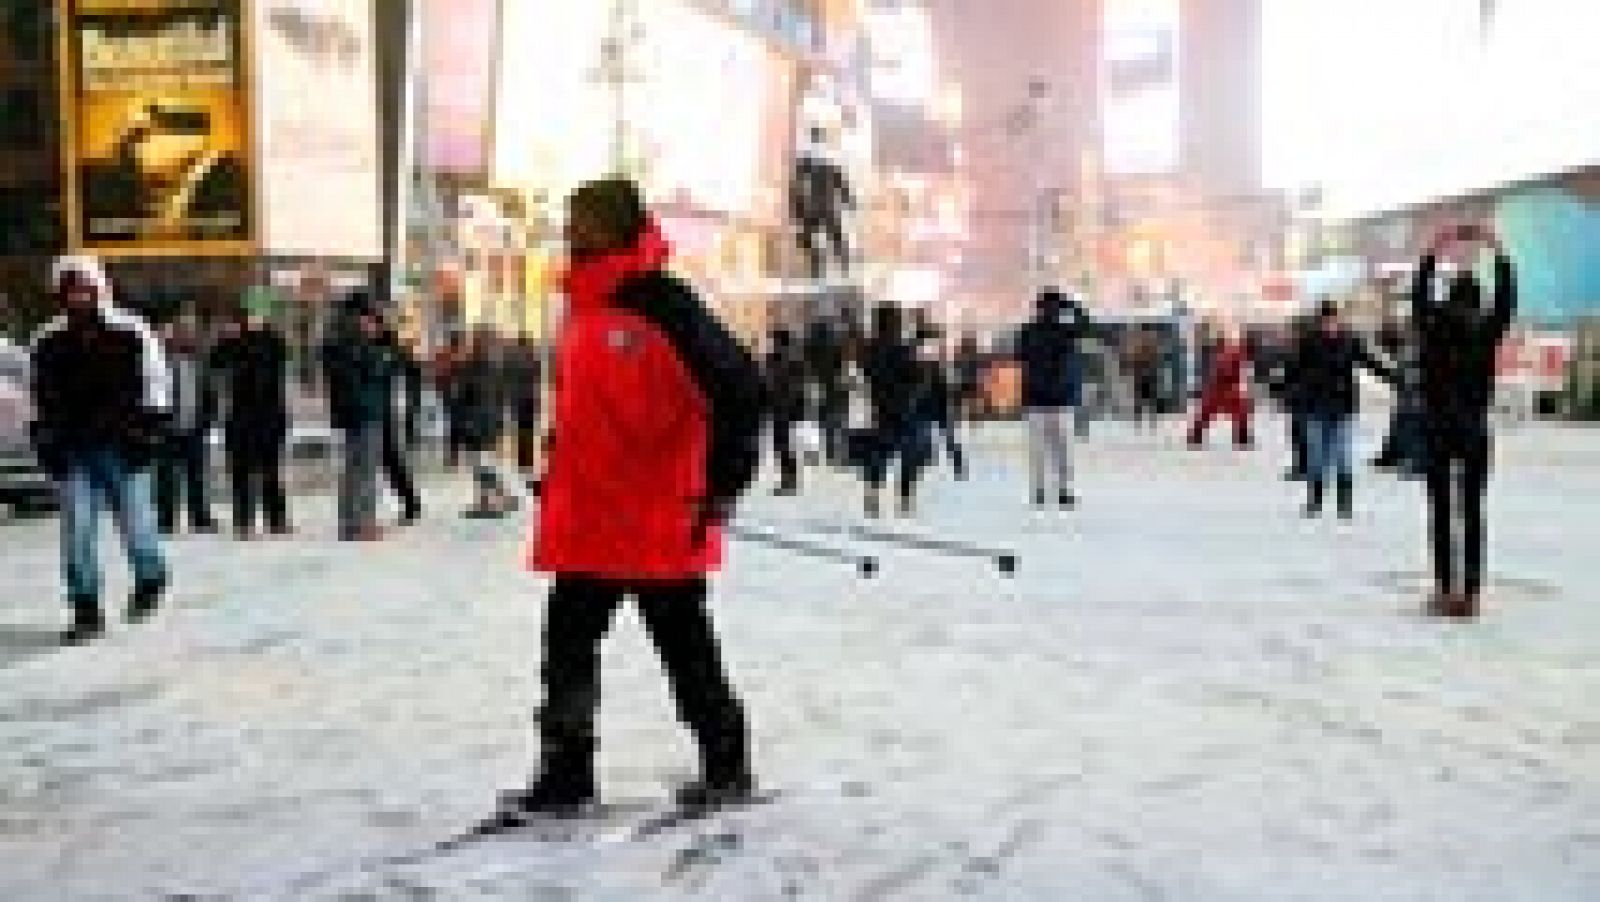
613, 273, 767, 506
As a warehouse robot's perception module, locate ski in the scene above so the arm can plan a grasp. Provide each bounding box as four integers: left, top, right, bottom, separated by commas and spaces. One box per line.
620, 788, 783, 842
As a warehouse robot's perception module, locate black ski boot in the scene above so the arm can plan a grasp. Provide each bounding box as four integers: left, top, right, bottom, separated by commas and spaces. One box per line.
61, 596, 104, 647
126, 577, 167, 624
677, 733, 755, 809
504, 750, 597, 818
1336, 476, 1354, 520
1058, 490, 1078, 509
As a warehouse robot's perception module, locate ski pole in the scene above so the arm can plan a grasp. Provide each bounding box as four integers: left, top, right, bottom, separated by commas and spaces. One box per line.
783, 520, 1018, 576
728, 525, 879, 578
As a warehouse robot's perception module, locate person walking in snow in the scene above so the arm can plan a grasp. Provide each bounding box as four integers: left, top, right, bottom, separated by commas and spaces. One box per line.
1187, 325, 1253, 448
28, 256, 170, 646
506, 178, 764, 820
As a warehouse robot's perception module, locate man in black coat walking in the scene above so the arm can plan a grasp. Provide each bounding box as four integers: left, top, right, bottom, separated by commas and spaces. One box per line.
764, 328, 808, 496
1412, 224, 1517, 619
212, 305, 292, 539
1013, 288, 1096, 508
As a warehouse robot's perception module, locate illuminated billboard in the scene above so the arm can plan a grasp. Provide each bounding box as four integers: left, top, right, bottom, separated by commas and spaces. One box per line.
494, 0, 794, 223
422, 0, 499, 175
60, 0, 253, 254
252, 0, 381, 259
1101, 0, 1181, 176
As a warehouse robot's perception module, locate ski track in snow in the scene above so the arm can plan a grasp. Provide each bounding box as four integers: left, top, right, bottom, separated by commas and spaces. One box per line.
0, 421, 1597, 900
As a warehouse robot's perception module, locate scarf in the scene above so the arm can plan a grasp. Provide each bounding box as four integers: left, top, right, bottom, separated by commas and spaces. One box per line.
560, 221, 670, 316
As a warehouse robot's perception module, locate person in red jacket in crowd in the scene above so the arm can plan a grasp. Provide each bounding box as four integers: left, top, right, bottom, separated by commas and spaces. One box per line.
1188, 325, 1253, 448
503, 178, 764, 821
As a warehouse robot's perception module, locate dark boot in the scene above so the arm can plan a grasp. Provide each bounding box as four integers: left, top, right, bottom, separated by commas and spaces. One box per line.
1336, 476, 1354, 520
509, 743, 598, 816
1303, 480, 1325, 518
677, 734, 755, 809
126, 578, 166, 624
1058, 490, 1078, 509
61, 596, 104, 647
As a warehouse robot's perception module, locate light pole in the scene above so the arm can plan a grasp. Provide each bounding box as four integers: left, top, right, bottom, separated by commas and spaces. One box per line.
596, 0, 644, 177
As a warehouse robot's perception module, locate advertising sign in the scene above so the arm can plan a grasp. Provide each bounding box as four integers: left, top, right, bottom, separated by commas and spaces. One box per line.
422, 0, 499, 175
60, 0, 253, 253
252, 0, 381, 259
495, 0, 794, 224
1102, 0, 1181, 176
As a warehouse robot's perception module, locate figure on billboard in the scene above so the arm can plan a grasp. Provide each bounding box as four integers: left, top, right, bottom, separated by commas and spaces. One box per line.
791, 127, 856, 281
267, 4, 362, 66
79, 100, 249, 243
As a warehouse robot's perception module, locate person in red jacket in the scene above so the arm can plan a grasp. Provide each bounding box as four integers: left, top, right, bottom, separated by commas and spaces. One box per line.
505, 178, 763, 820
1187, 325, 1253, 448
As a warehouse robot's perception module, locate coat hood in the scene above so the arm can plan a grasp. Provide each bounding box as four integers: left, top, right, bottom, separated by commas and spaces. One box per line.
50, 254, 120, 318
560, 220, 671, 316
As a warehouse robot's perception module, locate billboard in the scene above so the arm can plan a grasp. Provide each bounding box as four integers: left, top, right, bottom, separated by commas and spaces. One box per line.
422, 0, 499, 175
60, 0, 253, 254
252, 0, 381, 259
1101, 0, 1181, 176
494, 0, 795, 224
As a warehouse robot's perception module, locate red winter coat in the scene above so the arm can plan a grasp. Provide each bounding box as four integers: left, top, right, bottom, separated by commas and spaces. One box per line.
1203, 340, 1251, 402
530, 225, 721, 580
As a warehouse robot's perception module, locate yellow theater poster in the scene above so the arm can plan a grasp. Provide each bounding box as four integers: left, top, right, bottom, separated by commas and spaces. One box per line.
60, 0, 253, 254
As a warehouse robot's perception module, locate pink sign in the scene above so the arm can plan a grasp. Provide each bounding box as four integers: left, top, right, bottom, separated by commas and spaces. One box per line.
423, 0, 499, 174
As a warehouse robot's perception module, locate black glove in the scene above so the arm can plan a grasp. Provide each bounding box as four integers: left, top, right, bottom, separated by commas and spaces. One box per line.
692, 496, 734, 548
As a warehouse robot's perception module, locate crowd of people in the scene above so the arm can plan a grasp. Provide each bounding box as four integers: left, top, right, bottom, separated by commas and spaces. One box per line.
21, 178, 1519, 822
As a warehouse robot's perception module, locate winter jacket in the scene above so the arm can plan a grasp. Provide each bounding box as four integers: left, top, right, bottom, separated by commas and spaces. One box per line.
321, 328, 391, 432
452, 350, 507, 449
1412, 252, 1516, 428
1014, 300, 1096, 409
212, 327, 290, 444
1289, 327, 1395, 419
533, 224, 763, 580
28, 256, 171, 474
860, 335, 923, 431
1201, 341, 1251, 401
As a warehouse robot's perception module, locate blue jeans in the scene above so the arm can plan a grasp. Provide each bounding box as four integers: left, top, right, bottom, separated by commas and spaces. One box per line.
1305, 415, 1356, 484
59, 447, 167, 601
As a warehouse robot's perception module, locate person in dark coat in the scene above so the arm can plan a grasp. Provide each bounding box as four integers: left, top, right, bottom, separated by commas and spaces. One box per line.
765, 328, 808, 495
860, 302, 930, 517
212, 302, 292, 539
378, 322, 422, 525
1412, 224, 1518, 619
28, 256, 170, 645
504, 334, 544, 488
791, 127, 855, 279
514, 177, 761, 818
1013, 288, 1096, 508
322, 294, 391, 541
1290, 300, 1397, 518
952, 331, 984, 420
804, 318, 847, 465
154, 318, 219, 535
455, 328, 516, 518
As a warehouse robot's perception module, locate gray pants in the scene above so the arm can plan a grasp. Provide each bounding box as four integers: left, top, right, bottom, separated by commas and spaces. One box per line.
338, 424, 381, 539
1027, 407, 1075, 497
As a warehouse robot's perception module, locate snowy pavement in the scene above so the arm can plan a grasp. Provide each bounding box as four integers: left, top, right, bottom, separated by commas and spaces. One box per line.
1, 418, 1598, 901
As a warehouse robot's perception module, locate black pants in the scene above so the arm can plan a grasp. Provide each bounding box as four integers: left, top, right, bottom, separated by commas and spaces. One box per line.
772, 418, 799, 490
515, 405, 540, 474
539, 576, 748, 779
1289, 411, 1309, 476
155, 431, 214, 531
798, 216, 850, 280
935, 413, 965, 476
1132, 376, 1161, 427
380, 416, 421, 517
226, 433, 288, 533
1424, 422, 1491, 596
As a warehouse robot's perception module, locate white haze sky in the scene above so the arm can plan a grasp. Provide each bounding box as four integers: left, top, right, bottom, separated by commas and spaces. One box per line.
1261, 0, 1600, 216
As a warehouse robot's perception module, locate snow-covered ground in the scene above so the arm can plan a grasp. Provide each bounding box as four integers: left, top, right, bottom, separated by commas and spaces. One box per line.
1, 419, 1597, 900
